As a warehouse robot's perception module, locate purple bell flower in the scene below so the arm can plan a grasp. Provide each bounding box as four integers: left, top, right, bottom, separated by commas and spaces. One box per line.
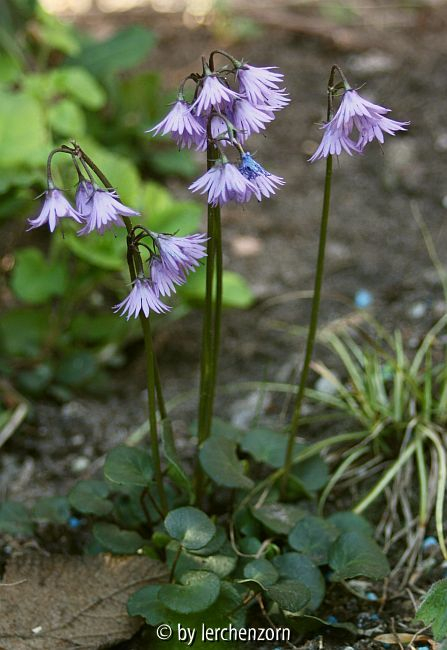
189, 160, 257, 206
192, 75, 241, 116
77, 188, 139, 236
150, 256, 186, 297
75, 180, 95, 216
233, 98, 274, 141
147, 99, 206, 150
239, 152, 285, 200
310, 88, 409, 162
153, 232, 208, 276
28, 188, 83, 232
236, 64, 285, 104
113, 277, 170, 320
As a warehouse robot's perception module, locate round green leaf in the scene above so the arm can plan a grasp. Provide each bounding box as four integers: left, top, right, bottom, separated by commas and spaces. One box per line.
241, 428, 287, 468
0, 501, 33, 536
51, 67, 106, 110
251, 503, 306, 535
273, 552, 325, 611
328, 531, 390, 581
288, 516, 338, 565
104, 446, 153, 488
199, 437, 254, 490
266, 580, 310, 613
164, 507, 215, 551
33, 496, 70, 524
243, 558, 278, 587
128, 584, 167, 625
93, 522, 145, 554
158, 571, 220, 614
328, 511, 373, 537
167, 541, 237, 579
68, 480, 112, 516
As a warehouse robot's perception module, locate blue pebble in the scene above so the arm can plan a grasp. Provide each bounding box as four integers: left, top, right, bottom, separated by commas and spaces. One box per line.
68, 516, 82, 529
423, 536, 438, 550
366, 592, 378, 601
418, 646, 430, 650
355, 289, 373, 309
369, 613, 380, 622
326, 615, 338, 624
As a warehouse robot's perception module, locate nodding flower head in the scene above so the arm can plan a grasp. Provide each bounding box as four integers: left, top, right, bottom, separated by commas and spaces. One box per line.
75, 180, 95, 216
150, 255, 187, 298
189, 160, 257, 206
310, 88, 409, 162
239, 152, 285, 200
147, 99, 206, 150
153, 232, 208, 276
192, 75, 241, 117
232, 98, 274, 142
236, 64, 287, 105
113, 277, 170, 320
77, 188, 139, 236
28, 188, 83, 232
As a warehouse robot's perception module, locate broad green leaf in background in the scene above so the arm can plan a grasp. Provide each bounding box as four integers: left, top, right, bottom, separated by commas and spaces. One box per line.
140, 182, 202, 235
11, 247, 68, 304
0, 89, 48, 168
180, 266, 254, 309
158, 571, 220, 614
48, 99, 86, 137
51, 67, 107, 110
68, 480, 113, 516
328, 531, 390, 581
166, 541, 237, 579
0, 308, 50, 358
54, 350, 98, 387
93, 522, 146, 554
164, 507, 215, 551
414, 579, 447, 641
328, 511, 373, 537
104, 446, 153, 488
33, 496, 70, 525
63, 229, 126, 271
71, 26, 156, 78
0, 501, 33, 536
199, 436, 254, 490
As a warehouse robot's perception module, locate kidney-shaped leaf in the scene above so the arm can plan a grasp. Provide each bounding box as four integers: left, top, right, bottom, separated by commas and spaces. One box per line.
104, 446, 153, 488
93, 522, 146, 555
200, 437, 254, 490
273, 553, 325, 611
266, 580, 310, 613
329, 531, 390, 581
164, 507, 215, 551
242, 558, 279, 588
288, 516, 339, 565
68, 480, 113, 516
158, 571, 220, 614
414, 578, 447, 642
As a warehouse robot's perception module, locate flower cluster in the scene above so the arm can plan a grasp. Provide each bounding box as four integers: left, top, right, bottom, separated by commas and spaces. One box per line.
310, 88, 409, 162
113, 232, 207, 320
28, 180, 140, 235
148, 55, 287, 206
27, 147, 207, 320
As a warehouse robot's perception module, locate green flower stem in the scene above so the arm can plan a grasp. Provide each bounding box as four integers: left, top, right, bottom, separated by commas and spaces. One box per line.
353, 438, 418, 515
140, 314, 168, 515
78, 146, 168, 514
195, 141, 221, 501
282, 153, 333, 494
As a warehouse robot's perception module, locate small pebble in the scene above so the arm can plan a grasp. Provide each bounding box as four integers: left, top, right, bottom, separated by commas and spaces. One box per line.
408, 301, 427, 319
355, 289, 373, 309
366, 591, 378, 601
71, 456, 89, 473
423, 536, 438, 551
68, 516, 82, 529
326, 615, 338, 624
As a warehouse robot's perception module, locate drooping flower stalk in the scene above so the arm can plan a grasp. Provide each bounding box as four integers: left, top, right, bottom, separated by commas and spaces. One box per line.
72, 145, 169, 514
282, 65, 409, 494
